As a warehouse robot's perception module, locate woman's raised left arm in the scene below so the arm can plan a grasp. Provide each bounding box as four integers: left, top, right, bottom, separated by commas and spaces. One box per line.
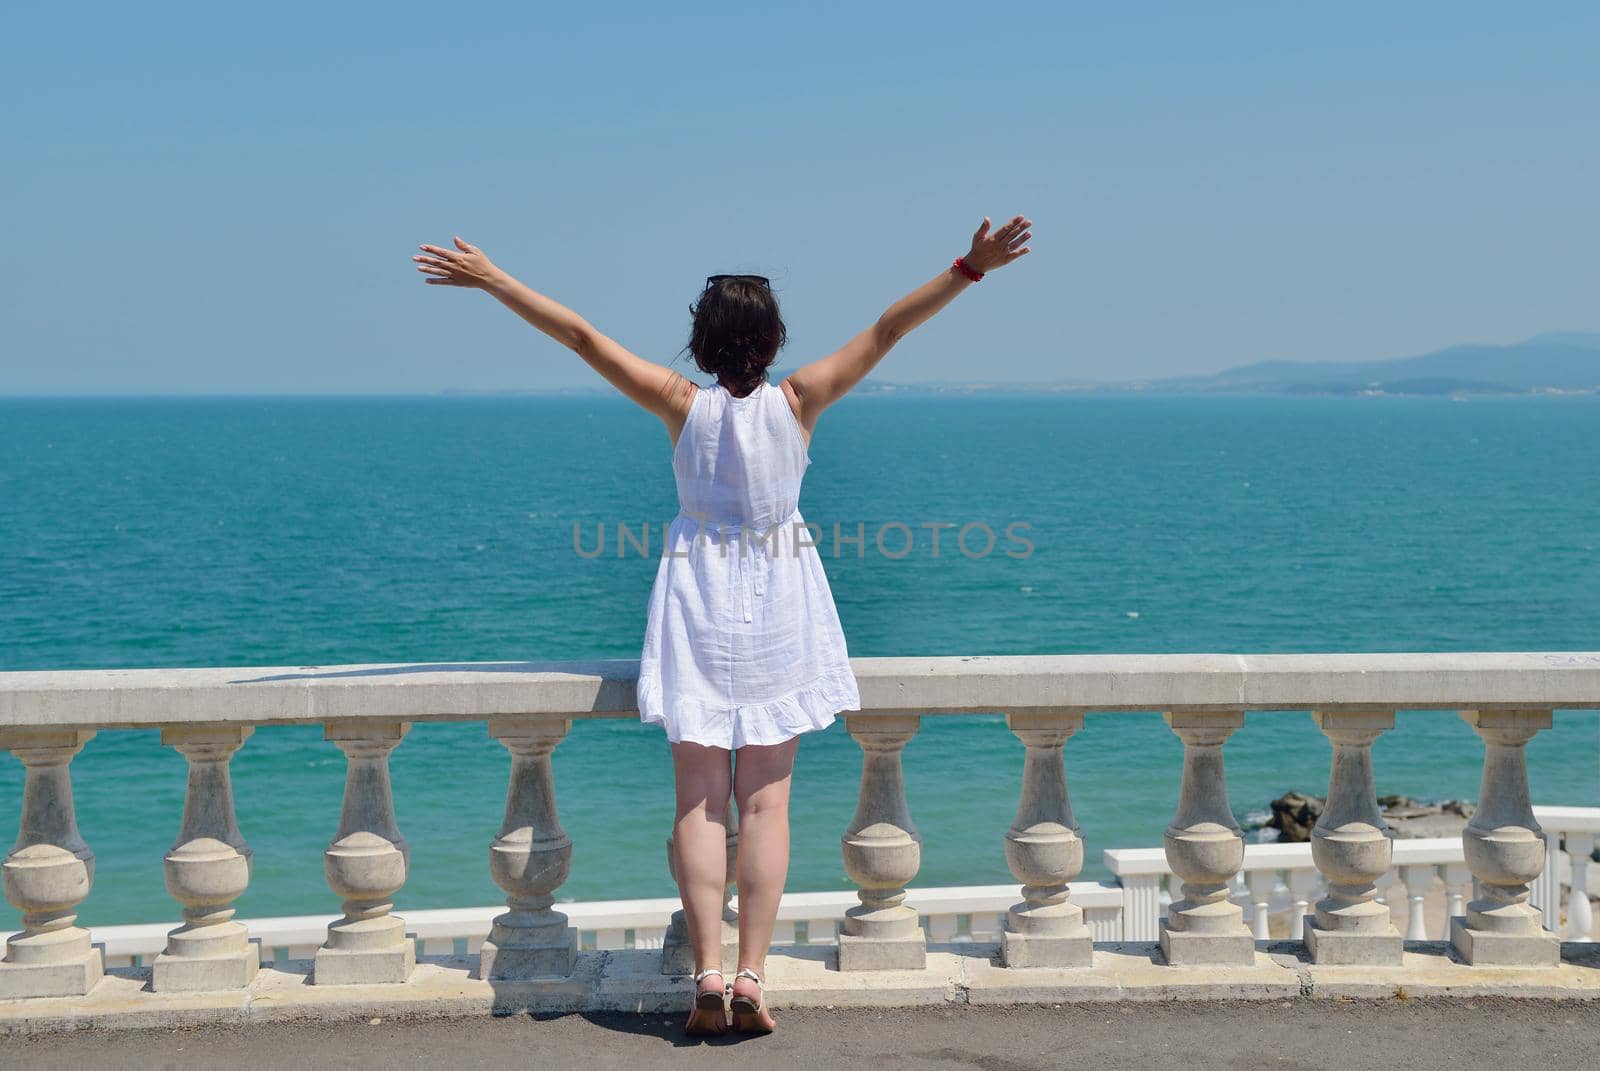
414, 237, 695, 428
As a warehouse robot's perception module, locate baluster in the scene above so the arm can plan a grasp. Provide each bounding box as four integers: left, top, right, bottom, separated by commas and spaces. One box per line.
839, 714, 925, 970
1001, 710, 1092, 968
1567, 833, 1595, 941
1374, 867, 1399, 906
1287, 869, 1319, 942
314, 720, 415, 985
0, 730, 102, 999
1246, 870, 1275, 941
1117, 875, 1163, 941
1159, 711, 1254, 965
152, 726, 258, 991
1532, 836, 1561, 930
1443, 863, 1472, 927
1400, 865, 1436, 941
1449, 709, 1560, 966
1304, 710, 1402, 964
479, 717, 578, 979
661, 801, 738, 975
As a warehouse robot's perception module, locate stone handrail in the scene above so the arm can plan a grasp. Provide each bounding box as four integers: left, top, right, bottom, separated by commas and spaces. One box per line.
2, 652, 1598, 1001
5, 652, 1600, 727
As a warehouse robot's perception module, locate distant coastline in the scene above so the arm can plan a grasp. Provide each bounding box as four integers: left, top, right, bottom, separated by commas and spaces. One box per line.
8, 332, 1598, 400
849, 330, 1600, 398
429, 384, 1599, 399
437, 330, 1600, 399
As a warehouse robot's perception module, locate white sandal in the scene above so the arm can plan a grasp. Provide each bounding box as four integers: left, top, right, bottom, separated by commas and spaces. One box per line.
685, 967, 728, 1035
728, 967, 772, 1034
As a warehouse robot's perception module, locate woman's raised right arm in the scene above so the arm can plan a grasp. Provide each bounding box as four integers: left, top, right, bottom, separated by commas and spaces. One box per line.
415, 236, 697, 436
781, 214, 1033, 435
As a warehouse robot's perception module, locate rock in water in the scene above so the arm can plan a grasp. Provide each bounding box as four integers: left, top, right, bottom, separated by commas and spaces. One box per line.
1267, 792, 1325, 842
1383, 797, 1475, 839
1266, 792, 1476, 842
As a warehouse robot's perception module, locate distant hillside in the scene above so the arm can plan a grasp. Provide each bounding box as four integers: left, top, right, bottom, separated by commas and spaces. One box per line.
838, 331, 1600, 397
434, 332, 1600, 397
1146, 332, 1600, 395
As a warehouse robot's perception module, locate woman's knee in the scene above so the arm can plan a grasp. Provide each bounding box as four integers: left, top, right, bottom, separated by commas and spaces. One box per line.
733, 742, 797, 814
676, 791, 731, 824
674, 777, 732, 822
735, 783, 791, 821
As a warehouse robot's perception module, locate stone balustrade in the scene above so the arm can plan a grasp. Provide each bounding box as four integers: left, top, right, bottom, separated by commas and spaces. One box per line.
2, 651, 1600, 1006
28, 821, 1597, 973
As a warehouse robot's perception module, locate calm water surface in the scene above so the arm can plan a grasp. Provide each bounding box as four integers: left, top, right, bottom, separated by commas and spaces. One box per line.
2, 393, 1597, 927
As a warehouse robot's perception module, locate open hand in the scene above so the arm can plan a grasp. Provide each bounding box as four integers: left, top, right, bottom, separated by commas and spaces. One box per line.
413, 237, 505, 288
965, 215, 1033, 273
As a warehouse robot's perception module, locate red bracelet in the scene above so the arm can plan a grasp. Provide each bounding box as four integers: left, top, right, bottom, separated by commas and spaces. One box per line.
953, 256, 984, 282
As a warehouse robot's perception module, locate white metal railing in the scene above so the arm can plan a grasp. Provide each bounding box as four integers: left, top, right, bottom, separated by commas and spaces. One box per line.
1110, 811, 1600, 946
1, 652, 1597, 1001
34, 883, 1130, 969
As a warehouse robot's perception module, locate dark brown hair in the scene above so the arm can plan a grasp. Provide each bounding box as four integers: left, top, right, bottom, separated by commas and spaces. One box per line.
682, 277, 787, 396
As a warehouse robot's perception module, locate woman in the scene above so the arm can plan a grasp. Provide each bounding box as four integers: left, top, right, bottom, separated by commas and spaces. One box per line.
413, 214, 1034, 1034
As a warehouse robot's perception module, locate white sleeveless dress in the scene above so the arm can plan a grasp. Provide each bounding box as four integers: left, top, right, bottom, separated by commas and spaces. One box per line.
637, 378, 861, 749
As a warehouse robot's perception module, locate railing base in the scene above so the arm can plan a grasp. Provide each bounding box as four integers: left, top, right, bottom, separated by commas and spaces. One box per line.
1449, 917, 1561, 967
151, 946, 260, 992
0, 949, 103, 1001
479, 931, 577, 981
1001, 930, 1093, 969
313, 943, 416, 986
1303, 919, 1402, 966
658, 936, 739, 977
1158, 924, 1256, 967
837, 931, 927, 971
658, 911, 739, 976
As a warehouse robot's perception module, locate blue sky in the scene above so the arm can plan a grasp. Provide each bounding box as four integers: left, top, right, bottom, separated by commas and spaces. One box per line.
4, 1, 1597, 394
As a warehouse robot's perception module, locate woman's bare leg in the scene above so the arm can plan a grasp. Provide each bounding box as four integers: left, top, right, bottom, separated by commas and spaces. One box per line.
730, 737, 798, 1026
671, 741, 733, 1000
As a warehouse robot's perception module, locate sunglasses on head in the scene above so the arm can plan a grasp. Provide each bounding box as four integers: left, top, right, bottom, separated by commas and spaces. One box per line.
705, 274, 771, 288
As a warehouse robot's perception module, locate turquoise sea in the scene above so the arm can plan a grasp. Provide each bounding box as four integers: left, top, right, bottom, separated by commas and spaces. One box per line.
2, 393, 1598, 930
